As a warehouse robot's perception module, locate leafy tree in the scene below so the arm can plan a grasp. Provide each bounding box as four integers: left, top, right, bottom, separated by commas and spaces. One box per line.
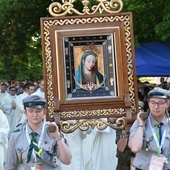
0, 0, 51, 81
0, 0, 169, 81
123, 0, 170, 46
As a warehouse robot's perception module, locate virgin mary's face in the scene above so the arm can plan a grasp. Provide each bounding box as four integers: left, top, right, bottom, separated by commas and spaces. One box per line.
83, 55, 96, 72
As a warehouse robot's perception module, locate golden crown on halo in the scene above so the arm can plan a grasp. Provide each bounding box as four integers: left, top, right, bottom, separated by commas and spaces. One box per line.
82, 41, 101, 55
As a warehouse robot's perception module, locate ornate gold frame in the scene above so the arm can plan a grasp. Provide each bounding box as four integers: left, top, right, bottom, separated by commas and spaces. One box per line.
41, 0, 138, 133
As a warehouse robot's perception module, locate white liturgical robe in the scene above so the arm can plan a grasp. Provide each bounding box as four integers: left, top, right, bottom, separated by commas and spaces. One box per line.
0, 109, 10, 170
83, 127, 117, 170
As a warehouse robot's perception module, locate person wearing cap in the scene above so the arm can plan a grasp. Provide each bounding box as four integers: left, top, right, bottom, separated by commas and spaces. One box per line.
5, 95, 72, 170
128, 87, 170, 170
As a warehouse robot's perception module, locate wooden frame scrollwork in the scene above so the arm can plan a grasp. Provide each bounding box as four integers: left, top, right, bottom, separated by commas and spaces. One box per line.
40, 0, 138, 133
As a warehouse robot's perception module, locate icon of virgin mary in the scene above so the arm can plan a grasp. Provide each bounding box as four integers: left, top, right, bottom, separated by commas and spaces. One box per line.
75, 51, 104, 92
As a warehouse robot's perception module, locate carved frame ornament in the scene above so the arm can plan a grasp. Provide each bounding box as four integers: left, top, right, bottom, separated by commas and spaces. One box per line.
41, 0, 138, 132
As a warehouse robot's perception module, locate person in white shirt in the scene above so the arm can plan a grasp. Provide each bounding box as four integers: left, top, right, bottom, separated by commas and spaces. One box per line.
0, 83, 7, 109
14, 83, 29, 127
1, 86, 17, 138
83, 120, 117, 170
18, 83, 36, 124
31, 79, 45, 98
61, 129, 85, 170
27, 83, 35, 95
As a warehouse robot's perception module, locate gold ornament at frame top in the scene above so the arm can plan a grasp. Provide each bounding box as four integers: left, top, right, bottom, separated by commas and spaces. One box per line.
49, 0, 123, 17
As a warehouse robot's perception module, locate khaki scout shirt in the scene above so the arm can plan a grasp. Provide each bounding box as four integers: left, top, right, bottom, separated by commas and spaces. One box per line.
5, 123, 62, 170
129, 114, 170, 170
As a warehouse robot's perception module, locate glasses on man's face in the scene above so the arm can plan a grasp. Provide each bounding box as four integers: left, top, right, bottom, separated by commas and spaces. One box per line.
10, 90, 16, 92
149, 101, 166, 108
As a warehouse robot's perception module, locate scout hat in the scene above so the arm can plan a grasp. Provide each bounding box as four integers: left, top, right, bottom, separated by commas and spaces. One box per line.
148, 87, 170, 99
23, 95, 46, 109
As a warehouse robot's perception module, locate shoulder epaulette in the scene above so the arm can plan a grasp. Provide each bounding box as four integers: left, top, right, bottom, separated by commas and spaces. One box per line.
13, 128, 22, 133
16, 123, 22, 128
13, 123, 26, 133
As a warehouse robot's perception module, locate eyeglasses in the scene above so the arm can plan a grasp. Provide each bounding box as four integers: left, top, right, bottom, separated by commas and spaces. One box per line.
26, 108, 44, 115
10, 90, 16, 92
149, 101, 166, 108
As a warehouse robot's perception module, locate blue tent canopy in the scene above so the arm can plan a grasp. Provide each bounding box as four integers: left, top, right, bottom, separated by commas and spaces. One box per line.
135, 42, 170, 76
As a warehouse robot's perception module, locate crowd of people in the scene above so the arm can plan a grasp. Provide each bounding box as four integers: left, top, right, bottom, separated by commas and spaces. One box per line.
0, 77, 170, 170
137, 77, 170, 112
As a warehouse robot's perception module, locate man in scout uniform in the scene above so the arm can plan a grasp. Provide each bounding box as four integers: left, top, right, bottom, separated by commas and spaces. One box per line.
5, 95, 72, 170
128, 87, 170, 170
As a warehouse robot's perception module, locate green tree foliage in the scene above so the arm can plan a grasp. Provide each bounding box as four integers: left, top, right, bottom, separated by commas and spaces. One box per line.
123, 0, 170, 46
0, 0, 169, 81
0, 0, 51, 81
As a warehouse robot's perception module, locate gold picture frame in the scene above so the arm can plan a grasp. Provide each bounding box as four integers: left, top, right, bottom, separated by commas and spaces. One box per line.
41, 5, 138, 132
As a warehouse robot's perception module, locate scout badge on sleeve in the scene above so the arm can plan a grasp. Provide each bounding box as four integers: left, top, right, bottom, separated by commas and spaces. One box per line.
16, 146, 26, 164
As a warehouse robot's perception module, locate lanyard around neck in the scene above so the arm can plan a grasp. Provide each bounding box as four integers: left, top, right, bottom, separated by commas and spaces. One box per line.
26, 123, 45, 159
148, 116, 167, 154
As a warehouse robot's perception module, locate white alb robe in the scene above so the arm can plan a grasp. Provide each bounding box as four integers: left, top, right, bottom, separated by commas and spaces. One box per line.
83, 127, 117, 170
31, 88, 45, 98
61, 129, 84, 170
14, 92, 29, 126
0, 92, 7, 109
1, 93, 17, 137
0, 109, 10, 170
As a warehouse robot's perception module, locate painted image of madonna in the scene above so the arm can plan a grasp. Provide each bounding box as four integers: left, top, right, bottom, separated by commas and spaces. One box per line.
75, 51, 104, 87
